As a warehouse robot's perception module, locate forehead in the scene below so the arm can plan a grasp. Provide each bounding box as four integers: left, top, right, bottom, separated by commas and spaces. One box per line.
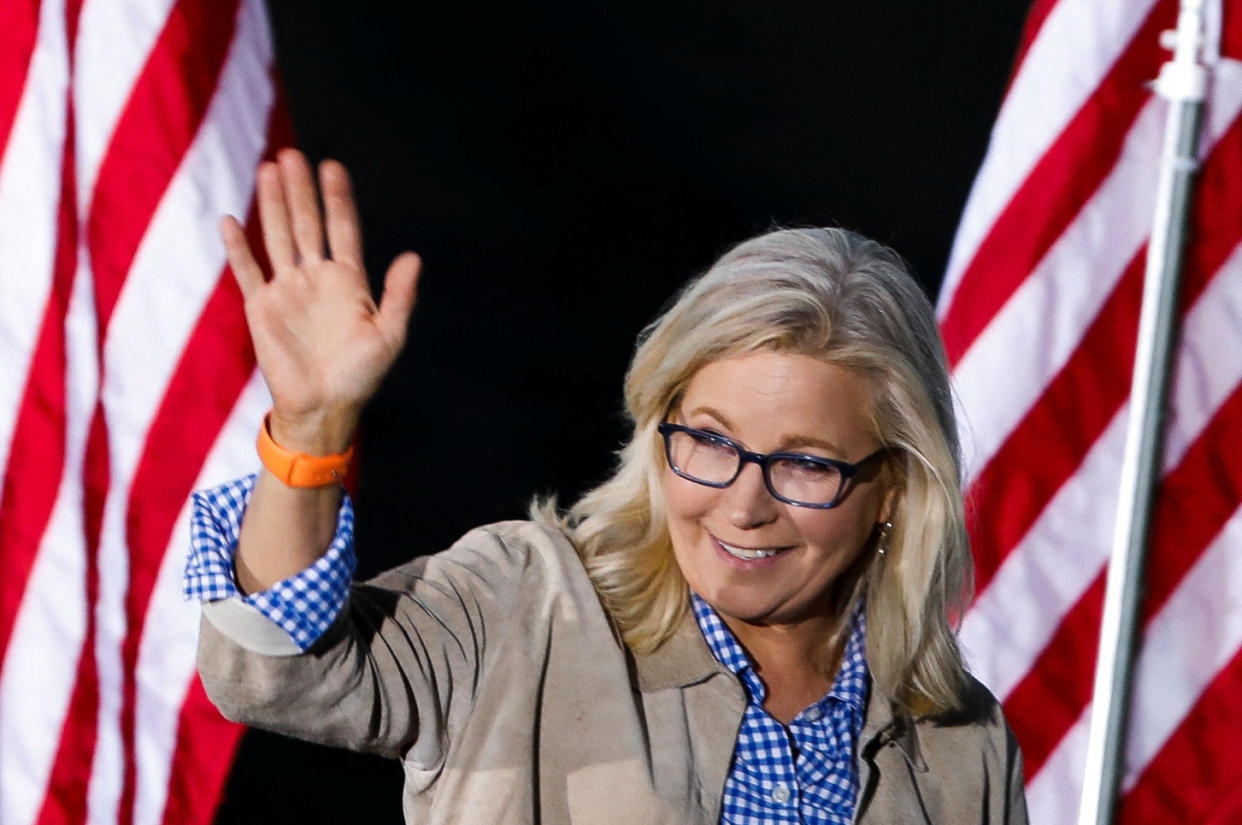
678, 351, 878, 453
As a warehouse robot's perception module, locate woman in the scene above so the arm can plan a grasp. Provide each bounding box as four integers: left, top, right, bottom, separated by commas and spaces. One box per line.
188, 149, 1027, 824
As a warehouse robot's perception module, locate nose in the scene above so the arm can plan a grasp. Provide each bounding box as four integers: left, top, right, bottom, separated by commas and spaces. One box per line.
724, 462, 780, 529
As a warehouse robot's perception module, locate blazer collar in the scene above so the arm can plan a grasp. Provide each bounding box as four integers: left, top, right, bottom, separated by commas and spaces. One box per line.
630, 599, 926, 774
860, 687, 926, 772
631, 607, 729, 691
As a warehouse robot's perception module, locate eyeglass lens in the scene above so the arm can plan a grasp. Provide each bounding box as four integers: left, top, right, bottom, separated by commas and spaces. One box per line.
665, 429, 844, 506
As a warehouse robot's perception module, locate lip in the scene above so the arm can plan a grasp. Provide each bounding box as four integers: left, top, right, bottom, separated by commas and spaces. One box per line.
709, 533, 792, 570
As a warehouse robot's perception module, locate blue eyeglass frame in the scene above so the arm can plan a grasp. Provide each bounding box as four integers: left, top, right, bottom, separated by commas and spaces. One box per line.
656, 422, 889, 509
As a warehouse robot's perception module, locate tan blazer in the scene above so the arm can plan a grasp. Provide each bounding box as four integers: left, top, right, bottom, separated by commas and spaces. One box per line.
198, 520, 1028, 824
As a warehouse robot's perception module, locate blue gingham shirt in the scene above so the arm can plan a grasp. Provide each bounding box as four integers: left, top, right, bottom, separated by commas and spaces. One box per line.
691, 593, 868, 825
185, 477, 870, 822
184, 474, 356, 650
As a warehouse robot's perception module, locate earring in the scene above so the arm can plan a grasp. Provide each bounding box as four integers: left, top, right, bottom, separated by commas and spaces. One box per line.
877, 521, 893, 556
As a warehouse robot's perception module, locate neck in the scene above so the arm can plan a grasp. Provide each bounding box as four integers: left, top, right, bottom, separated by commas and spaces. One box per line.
722, 611, 852, 724
724, 610, 845, 674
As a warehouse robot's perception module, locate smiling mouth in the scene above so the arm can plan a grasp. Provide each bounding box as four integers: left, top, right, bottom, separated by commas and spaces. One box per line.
716, 538, 785, 561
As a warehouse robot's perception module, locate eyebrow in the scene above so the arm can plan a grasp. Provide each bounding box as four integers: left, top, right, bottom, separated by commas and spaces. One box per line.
681, 404, 845, 455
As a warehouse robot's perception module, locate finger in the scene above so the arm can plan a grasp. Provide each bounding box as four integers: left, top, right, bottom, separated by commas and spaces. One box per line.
220, 215, 266, 296
376, 252, 421, 347
256, 160, 296, 271
277, 148, 325, 264
320, 160, 364, 271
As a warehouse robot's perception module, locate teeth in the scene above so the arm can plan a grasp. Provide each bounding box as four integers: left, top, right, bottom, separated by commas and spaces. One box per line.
718, 540, 779, 560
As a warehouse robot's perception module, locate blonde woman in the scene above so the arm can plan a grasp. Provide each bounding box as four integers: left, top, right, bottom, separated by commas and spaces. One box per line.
188, 149, 1027, 824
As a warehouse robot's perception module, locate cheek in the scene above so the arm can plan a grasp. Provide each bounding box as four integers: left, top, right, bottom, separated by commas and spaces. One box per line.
791, 495, 882, 561
661, 470, 722, 580
661, 467, 713, 524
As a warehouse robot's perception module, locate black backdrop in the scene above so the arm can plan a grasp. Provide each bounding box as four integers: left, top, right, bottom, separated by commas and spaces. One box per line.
213, 2, 1029, 821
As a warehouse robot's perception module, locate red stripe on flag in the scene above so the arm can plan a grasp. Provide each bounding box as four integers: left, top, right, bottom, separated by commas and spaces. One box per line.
116, 276, 255, 824
36, 406, 107, 825
1179, 125, 1242, 322
982, 113, 1242, 778
120, 94, 291, 825
86, 0, 240, 333
31, 645, 98, 825
1003, 378, 1242, 780
939, 0, 1174, 367
152, 96, 293, 825
967, 108, 1242, 594
967, 249, 1143, 592
158, 678, 246, 825
1142, 385, 1242, 622
35, 412, 107, 825
36, 2, 244, 819
1118, 644, 1242, 823
1223, 0, 1242, 61
0, 107, 76, 672
1003, 576, 1103, 779
0, 0, 40, 162
1008, 0, 1059, 83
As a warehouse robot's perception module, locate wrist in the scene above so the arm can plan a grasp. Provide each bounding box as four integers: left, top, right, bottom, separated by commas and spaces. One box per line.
267, 406, 358, 456
257, 412, 355, 489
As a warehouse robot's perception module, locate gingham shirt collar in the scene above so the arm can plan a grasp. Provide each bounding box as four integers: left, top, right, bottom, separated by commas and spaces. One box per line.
690, 592, 869, 824
689, 591, 869, 713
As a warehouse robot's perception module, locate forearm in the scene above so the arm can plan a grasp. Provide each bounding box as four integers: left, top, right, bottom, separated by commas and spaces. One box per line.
235, 409, 355, 594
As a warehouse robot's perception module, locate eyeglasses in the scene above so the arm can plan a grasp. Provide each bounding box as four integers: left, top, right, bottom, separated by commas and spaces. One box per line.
657, 422, 888, 509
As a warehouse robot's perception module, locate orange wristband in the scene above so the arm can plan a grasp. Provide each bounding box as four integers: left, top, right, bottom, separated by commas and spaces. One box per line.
256, 413, 354, 488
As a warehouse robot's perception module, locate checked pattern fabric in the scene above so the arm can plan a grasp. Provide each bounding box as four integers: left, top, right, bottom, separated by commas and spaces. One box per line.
691, 592, 868, 825
184, 474, 356, 651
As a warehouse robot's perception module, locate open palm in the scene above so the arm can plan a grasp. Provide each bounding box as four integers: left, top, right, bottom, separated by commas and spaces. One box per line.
222, 150, 419, 453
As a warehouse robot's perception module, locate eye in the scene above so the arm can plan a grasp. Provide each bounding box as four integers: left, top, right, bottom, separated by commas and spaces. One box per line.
782, 456, 838, 477
688, 429, 735, 451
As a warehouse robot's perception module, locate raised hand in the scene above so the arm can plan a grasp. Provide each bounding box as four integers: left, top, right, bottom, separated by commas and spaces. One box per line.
222, 149, 420, 454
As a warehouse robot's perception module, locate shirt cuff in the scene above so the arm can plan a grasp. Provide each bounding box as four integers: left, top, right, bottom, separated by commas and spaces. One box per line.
184, 474, 357, 651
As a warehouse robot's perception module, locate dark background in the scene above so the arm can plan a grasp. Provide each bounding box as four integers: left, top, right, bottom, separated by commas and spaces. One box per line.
215, 2, 1029, 821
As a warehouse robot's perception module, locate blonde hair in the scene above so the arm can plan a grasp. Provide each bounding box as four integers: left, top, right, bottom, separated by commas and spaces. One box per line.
534, 227, 971, 715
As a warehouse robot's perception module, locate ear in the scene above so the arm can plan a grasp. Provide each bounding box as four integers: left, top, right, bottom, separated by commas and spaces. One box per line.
878, 478, 899, 526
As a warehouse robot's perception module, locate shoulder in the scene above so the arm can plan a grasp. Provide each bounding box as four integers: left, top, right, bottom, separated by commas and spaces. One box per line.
362, 519, 593, 607
915, 674, 1017, 748
864, 677, 1028, 823
912, 675, 1025, 798
932, 674, 1007, 726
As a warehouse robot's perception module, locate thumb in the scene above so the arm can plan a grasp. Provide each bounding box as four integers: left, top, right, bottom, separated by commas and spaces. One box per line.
376, 251, 421, 346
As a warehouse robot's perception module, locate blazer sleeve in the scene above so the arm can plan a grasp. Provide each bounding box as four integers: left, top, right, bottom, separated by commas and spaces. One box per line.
196, 522, 538, 766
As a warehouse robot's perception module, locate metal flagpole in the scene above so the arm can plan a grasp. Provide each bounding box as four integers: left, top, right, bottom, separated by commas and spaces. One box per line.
1076, 1, 1217, 824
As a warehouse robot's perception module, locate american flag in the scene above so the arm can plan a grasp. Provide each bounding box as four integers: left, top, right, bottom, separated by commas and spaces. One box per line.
940, 0, 1242, 822
0, 1, 285, 823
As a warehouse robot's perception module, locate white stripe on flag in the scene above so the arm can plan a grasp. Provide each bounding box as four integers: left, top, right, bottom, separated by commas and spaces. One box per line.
73, 0, 178, 209
1, 0, 282, 822
132, 372, 267, 825
959, 404, 1123, 698
951, 95, 1163, 482
0, 237, 100, 825
953, 73, 1242, 485
939, 0, 1158, 312
1124, 503, 1242, 790
85, 5, 273, 821
1027, 502, 1242, 822
0, 0, 69, 496
1026, 702, 1091, 825
961, 239, 1242, 699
